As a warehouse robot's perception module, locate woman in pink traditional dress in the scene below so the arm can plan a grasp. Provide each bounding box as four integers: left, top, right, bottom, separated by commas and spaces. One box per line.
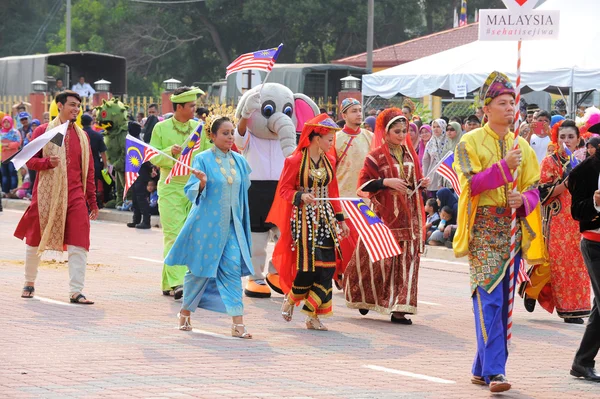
530, 119, 591, 323
343, 108, 429, 325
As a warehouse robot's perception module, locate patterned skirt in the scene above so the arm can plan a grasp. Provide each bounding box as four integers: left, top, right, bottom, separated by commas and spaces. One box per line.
468, 206, 521, 295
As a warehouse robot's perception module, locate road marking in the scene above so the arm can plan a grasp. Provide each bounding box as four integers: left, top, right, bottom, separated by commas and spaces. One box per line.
417, 300, 441, 306
34, 296, 75, 306
364, 365, 456, 384
191, 329, 237, 340
129, 256, 163, 264
421, 257, 468, 266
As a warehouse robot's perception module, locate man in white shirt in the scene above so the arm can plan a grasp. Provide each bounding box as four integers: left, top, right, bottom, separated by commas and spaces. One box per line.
71, 76, 96, 101
234, 92, 287, 298
528, 110, 552, 164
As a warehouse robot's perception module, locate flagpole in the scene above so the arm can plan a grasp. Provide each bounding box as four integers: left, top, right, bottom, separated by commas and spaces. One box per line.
314, 197, 362, 201
259, 43, 283, 97
506, 38, 523, 347
409, 150, 453, 197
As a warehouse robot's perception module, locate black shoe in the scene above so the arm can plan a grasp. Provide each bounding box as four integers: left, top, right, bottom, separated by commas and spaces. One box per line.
570, 364, 600, 382
390, 314, 412, 325
126, 222, 137, 228
162, 290, 172, 296
524, 294, 536, 313
173, 285, 183, 300
489, 374, 511, 392
564, 318, 585, 324
359, 309, 369, 315
135, 223, 151, 229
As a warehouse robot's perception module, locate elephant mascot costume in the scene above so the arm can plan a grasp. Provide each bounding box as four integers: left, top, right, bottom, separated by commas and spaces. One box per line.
235, 82, 320, 298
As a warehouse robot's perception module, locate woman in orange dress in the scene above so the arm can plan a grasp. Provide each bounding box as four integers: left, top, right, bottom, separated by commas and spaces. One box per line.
267, 114, 350, 331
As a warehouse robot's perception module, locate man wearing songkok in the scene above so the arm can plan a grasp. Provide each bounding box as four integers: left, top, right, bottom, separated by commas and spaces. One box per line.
15, 90, 99, 304
453, 71, 546, 393
150, 86, 212, 299
566, 148, 600, 382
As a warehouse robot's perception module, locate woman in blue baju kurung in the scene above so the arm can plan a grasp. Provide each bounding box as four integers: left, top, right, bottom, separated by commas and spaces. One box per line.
165, 116, 254, 339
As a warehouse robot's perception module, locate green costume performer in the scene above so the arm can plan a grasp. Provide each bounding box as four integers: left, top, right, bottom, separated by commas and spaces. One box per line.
150, 87, 212, 293
96, 98, 129, 208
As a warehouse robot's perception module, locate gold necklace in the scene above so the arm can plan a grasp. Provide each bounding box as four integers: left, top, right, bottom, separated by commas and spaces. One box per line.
172, 119, 193, 136
387, 143, 406, 179
214, 150, 236, 184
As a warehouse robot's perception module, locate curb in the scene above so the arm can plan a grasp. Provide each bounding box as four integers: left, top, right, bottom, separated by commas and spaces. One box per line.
2, 199, 455, 261
1, 198, 161, 228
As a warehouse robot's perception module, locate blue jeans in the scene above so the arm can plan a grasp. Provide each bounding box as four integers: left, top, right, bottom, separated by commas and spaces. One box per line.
1, 162, 18, 194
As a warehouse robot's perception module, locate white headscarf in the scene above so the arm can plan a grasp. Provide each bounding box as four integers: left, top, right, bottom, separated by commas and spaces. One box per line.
425, 118, 447, 160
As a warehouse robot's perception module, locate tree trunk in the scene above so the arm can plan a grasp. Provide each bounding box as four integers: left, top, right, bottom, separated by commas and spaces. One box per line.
196, 13, 229, 67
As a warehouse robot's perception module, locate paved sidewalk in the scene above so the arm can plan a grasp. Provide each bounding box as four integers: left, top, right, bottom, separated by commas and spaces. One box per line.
0, 209, 597, 398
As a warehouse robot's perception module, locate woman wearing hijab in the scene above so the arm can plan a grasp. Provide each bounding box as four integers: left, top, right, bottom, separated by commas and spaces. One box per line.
440, 121, 463, 190
363, 116, 376, 133
409, 122, 420, 158
422, 119, 447, 199
417, 124, 431, 166
586, 136, 600, 157
1, 116, 22, 195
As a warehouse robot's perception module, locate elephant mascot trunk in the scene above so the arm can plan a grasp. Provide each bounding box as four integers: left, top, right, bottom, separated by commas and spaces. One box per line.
267, 112, 297, 157
233, 82, 320, 298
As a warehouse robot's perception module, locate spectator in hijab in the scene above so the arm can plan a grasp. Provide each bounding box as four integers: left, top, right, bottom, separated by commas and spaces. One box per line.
586, 137, 600, 158
363, 116, 376, 132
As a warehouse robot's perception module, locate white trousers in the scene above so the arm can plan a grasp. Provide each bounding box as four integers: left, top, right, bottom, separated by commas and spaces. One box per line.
24, 245, 88, 295
249, 228, 279, 281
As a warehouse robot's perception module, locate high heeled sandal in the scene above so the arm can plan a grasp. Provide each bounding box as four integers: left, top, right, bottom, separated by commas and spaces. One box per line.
281, 295, 294, 322
305, 316, 328, 331
177, 312, 193, 331
231, 324, 252, 339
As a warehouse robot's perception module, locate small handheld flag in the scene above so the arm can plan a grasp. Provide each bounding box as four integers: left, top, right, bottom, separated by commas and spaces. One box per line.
437, 152, 461, 195
563, 143, 580, 169
226, 44, 283, 77
124, 136, 159, 197
340, 200, 402, 263
165, 123, 203, 184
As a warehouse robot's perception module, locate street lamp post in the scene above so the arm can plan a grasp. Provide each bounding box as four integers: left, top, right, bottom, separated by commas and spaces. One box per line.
366, 0, 374, 73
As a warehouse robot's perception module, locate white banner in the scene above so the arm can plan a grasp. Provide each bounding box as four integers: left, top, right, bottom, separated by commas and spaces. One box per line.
479, 9, 560, 41
6, 122, 68, 170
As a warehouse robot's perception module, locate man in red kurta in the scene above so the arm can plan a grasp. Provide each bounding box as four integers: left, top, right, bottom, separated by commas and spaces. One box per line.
15, 90, 98, 304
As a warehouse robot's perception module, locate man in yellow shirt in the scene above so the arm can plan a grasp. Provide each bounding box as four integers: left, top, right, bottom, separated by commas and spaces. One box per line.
453, 71, 546, 393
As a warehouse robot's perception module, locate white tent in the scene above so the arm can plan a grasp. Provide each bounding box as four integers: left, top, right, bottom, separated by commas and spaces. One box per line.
362, 0, 600, 99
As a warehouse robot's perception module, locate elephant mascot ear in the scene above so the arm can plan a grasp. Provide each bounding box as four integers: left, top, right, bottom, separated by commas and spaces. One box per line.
292, 94, 320, 133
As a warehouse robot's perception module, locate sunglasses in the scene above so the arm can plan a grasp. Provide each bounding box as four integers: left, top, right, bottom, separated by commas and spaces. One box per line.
447, 127, 455, 131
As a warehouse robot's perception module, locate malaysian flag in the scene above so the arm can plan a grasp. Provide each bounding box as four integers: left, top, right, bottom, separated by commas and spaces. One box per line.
437, 152, 461, 195
226, 43, 283, 77
341, 200, 402, 263
124, 136, 158, 197
459, 0, 468, 27
563, 143, 580, 169
164, 123, 203, 184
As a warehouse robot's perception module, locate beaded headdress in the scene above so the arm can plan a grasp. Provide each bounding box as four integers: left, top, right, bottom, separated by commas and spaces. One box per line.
402, 97, 416, 113
204, 104, 238, 138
